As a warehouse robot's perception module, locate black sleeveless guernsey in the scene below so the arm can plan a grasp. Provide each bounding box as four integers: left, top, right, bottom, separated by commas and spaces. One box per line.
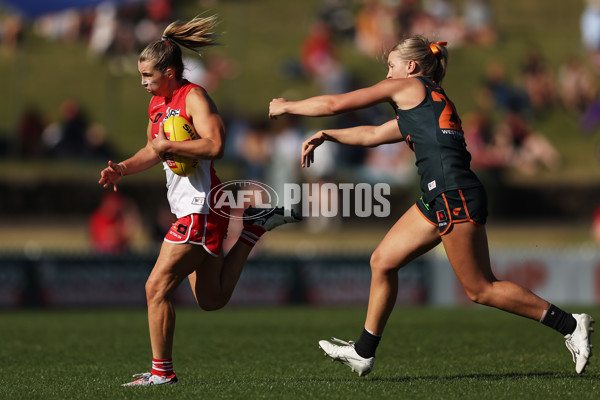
393, 76, 482, 202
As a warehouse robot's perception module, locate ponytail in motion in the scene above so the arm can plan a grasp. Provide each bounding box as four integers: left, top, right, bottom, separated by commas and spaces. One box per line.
391, 36, 448, 84
139, 15, 220, 80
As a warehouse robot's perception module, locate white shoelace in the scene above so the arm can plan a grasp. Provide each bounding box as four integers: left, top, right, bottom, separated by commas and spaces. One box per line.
329, 337, 355, 346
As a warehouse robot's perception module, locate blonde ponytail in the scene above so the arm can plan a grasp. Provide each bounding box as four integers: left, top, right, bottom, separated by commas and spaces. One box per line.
391, 36, 449, 84
161, 14, 220, 55
139, 15, 220, 80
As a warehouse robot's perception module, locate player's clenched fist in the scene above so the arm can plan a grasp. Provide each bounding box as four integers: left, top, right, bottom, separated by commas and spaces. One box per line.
269, 98, 288, 119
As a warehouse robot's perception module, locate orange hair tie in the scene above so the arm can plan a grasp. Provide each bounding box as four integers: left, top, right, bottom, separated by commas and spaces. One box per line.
429, 41, 447, 55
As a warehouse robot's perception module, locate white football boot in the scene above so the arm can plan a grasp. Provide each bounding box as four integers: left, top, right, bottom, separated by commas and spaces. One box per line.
318, 338, 375, 377
243, 206, 302, 231
564, 313, 595, 374
122, 372, 178, 386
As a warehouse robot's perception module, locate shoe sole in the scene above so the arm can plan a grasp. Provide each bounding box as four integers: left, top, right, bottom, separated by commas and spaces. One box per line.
579, 315, 595, 374
318, 344, 371, 377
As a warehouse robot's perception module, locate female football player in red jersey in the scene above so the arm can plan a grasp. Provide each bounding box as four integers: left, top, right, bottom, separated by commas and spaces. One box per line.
269, 36, 593, 377
99, 15, 300, 386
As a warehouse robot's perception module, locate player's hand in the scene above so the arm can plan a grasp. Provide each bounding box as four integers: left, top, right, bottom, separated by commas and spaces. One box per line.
301, 131, 326, 168
152, 122, 169, 160
99, 160, 124, 192
269, 98, 287, 120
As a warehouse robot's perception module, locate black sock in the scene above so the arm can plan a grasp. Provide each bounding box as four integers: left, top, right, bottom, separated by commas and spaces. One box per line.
353, 329, 381, 358
541, 304, 577, 336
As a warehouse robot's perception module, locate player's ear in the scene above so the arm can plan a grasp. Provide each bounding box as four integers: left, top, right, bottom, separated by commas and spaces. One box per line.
407, 60, 417, 74
166, 67, 175, 79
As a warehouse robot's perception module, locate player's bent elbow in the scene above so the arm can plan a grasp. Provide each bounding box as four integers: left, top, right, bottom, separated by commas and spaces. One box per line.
208, 141, 225, 159
328, 102, 346, 116
212, 147, 225, 160
199, 145, 224, 160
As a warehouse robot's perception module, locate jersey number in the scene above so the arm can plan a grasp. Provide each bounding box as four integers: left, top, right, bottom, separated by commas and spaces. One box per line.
431, 91, 462, 131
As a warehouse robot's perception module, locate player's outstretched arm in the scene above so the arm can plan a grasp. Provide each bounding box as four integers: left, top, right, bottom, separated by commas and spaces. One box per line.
269, 80, 402, 119
301, 120, 403, 168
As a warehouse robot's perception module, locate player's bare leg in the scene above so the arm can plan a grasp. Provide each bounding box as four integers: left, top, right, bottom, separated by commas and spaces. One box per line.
319, 206, 440, 376
146, 242, 208, 359
442, 222, 594, 374
441, 222, 549, 320
121, 241, 206, 386
365, 205, 440, 334
187, 241, 253, 311
128, 206, 301, 387
188, 206, 302, 310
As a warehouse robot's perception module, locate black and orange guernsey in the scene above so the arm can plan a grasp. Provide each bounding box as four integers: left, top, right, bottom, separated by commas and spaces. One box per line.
393, 76, 482, 203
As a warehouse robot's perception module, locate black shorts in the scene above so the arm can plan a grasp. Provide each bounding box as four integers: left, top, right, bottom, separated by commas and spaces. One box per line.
416, 186, 488, 235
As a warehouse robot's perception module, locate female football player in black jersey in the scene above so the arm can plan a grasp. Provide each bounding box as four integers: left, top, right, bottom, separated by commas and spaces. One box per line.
269, 36, 593, 377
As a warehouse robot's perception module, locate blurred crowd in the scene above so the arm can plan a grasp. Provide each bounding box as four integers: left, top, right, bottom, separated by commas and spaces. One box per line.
3, 0, 588, 178
3, 0, 600, 246
16, 98, 116, 161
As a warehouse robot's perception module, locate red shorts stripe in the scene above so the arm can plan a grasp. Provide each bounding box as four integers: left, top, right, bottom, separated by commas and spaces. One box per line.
164, 210, 230, 256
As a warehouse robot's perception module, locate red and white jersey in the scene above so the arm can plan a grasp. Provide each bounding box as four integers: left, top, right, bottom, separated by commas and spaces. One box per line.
148, 81, 219, 218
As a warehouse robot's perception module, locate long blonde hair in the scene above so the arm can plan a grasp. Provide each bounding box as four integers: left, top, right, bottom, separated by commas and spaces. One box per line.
391, 36, 448, 84
139, 15, 220, 80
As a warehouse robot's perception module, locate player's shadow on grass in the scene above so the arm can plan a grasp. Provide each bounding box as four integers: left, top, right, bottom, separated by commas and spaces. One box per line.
367, 371, 600, 382
196, 372, 600, 386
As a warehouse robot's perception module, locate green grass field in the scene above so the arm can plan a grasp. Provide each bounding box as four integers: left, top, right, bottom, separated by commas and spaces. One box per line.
2, 306, 598, 399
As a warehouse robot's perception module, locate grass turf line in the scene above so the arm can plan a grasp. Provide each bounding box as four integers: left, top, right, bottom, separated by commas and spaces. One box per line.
1, 307, 598, 399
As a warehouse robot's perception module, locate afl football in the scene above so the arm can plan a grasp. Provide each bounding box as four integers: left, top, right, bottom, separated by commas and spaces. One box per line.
162, 116, 200, 177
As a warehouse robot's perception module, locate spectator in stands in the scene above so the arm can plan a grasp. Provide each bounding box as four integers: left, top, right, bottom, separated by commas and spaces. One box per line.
16, 106, 46, 158
519, 48, 556, 113
581, 0, 600, 69
266, 115, 304, 199
478, 60, 529, 114
462, 109, 508, 170
592, 204, 600, 244
301, 20, 351, 94
1, 13, 23, 54
89, 191, 140, 254
354, 0, 399, 58
84, 123, 115, 160
418, 0, 466, 45
462, 0, 496, 46
234, 118, 272, 181
558, 58, 597, 113
88, 1, 117, 58
52, 98, 89, 159
301, 20, 337, 76
494, 105, 561, 175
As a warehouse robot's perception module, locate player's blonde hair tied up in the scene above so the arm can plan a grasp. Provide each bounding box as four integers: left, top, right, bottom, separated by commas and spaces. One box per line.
391, 36, 449, 83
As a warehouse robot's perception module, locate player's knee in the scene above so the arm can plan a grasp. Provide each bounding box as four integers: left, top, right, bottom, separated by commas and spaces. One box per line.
145, 277, 168, 305
196, 294, 229, 311
370, 249, 399, 275
199, 302, 224, 311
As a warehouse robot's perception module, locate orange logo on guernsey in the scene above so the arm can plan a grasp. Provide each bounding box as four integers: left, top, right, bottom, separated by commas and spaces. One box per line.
452, 207, 461, 216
